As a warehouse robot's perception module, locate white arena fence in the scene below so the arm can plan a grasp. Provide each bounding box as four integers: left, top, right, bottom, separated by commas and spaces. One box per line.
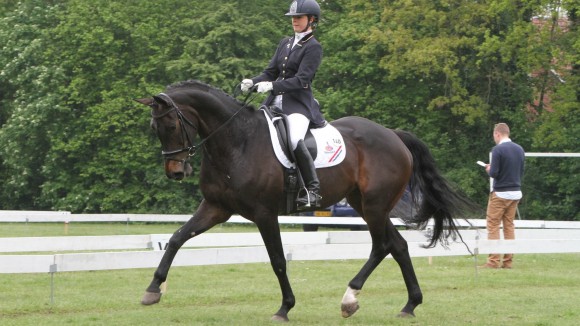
1, 210, 578, 228
1, 211, 580, 274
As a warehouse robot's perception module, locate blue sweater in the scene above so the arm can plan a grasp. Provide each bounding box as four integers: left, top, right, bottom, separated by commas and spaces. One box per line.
489, 141, 525, 192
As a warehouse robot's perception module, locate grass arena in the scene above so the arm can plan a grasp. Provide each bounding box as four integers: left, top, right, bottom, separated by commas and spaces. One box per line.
1, 221, 579, 325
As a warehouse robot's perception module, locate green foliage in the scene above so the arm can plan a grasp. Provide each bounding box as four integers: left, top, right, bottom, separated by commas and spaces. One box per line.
0, 0, 66, 209
37, 0, 210, 213
166, 2, 285, 85
0, 0, 578, 218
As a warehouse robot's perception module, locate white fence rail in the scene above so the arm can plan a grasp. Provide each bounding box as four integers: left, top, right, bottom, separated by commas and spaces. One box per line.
2, 211, 579, 274
2, 229, 580, 274
2, 210, 580, 229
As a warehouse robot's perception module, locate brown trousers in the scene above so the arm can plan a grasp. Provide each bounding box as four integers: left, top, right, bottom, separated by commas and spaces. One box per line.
486, 192, 519, 267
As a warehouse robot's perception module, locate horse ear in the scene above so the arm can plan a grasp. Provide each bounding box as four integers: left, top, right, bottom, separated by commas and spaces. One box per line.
152, 95, 168, 106
134, 97, 155, 107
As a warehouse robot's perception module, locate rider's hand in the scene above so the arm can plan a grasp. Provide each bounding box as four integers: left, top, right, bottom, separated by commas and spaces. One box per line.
256, 82, 273, 93
240, 79, 253, 92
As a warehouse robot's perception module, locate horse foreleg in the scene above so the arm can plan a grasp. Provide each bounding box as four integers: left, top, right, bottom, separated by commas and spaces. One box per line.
141, 201, 230, 305
256, 218, 295, 322
389, 231, 422, 317
141, 230, 188, 305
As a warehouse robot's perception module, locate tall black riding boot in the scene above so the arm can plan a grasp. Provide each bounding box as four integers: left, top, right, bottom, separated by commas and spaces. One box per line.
293, 140, 322, 209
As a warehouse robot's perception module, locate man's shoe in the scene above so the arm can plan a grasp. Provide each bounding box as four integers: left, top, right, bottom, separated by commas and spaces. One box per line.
501, 265, 512, 269
478, 263, 500, 269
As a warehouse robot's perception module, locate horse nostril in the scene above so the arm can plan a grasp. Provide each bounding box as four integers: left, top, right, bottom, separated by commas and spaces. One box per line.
165, 171, 185, 180
173, 172, 185, 180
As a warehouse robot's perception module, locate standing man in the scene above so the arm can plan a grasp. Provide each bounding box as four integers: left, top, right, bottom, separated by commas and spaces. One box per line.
481, 123, 525, 269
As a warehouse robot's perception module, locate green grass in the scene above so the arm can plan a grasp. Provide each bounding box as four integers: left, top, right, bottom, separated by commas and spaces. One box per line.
0, 221, 297, 237
0, 221, 360, 237
1, 223, 579, 325
1, 255, 579, 325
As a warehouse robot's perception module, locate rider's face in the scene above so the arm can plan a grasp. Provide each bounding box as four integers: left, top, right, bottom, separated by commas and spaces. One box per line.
292, 15, 311, 33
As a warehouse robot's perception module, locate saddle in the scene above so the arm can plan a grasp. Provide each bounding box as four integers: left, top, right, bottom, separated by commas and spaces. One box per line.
261, 105, 344, 214
261, 105, 321, 163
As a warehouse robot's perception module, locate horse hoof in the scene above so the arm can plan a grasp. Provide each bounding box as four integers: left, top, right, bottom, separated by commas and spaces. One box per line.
271, 314, 289, 322
397, 311, 415, 318
141, 291, 162, 305
341, 302, 359, 318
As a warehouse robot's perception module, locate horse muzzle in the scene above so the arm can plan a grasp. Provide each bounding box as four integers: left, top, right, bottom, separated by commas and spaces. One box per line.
164, 159, 193, 180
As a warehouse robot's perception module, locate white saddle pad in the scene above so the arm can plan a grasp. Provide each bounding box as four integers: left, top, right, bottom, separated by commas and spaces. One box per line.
262, 110, 346, 169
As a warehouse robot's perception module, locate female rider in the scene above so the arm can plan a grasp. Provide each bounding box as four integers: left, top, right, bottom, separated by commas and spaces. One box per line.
240, 0, 324, 209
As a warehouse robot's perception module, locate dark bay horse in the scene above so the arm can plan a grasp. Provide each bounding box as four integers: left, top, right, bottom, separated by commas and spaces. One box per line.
135, 80, 477, 322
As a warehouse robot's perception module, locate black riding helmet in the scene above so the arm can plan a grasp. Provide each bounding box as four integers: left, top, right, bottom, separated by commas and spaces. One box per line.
285, 0, 321, 29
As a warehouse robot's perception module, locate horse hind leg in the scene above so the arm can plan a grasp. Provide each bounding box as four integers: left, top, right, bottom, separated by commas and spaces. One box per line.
340, 241, 389, 318
340, 209, 391, 318
340, 214, 422, 319
388, 225, 423, 317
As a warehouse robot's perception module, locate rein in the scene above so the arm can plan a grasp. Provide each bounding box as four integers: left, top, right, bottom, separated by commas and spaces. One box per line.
152, 90, 258, 159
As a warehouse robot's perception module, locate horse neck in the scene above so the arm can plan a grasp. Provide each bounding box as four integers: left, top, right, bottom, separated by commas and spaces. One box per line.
199, 105, 268, 176
187, 92, 262, 154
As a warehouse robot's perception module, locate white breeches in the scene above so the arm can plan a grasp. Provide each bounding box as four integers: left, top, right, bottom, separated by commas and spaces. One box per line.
287, 113, 310, 150
273, 95, 309, 150
273, 95, 283, 111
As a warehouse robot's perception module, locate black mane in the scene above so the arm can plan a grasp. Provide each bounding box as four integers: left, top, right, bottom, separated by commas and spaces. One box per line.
166, 79, 251, 108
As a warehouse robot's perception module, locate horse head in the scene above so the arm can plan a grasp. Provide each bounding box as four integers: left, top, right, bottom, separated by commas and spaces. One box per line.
134, 94, 196, 180
136, 80, 257, 181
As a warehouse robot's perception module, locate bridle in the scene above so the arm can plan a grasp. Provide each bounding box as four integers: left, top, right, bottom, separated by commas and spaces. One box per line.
151, 93, 197, 160
151, 90, 256, 162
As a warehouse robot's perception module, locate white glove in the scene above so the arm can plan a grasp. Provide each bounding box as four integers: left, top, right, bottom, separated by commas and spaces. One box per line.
256, 81, 273, 93
240, 79, 253, 92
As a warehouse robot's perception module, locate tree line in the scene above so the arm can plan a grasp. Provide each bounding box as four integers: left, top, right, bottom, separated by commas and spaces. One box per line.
0, 0, 578, 219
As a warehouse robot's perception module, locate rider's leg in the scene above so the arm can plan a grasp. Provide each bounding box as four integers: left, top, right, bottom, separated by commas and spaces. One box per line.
287, 114, 321, 209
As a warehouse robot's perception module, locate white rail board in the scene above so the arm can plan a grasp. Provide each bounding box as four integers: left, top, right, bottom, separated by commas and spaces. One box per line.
8, 237, 579, 274
3, 229, 579, 254
0, 210, 71, 222
477, 239, 580, 254
153, 231, 331, 251
1, 255, 55, 273
2, 231, 579, 274
3, 211, 580, 230
0, 235, 151, 253
52, 247, 272, 272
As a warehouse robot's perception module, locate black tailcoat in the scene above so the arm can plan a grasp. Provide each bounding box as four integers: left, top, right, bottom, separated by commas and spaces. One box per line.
252, 33, 325, 126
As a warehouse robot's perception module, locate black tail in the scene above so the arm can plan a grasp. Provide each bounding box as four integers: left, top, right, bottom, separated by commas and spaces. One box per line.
394, 130, 481, 248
